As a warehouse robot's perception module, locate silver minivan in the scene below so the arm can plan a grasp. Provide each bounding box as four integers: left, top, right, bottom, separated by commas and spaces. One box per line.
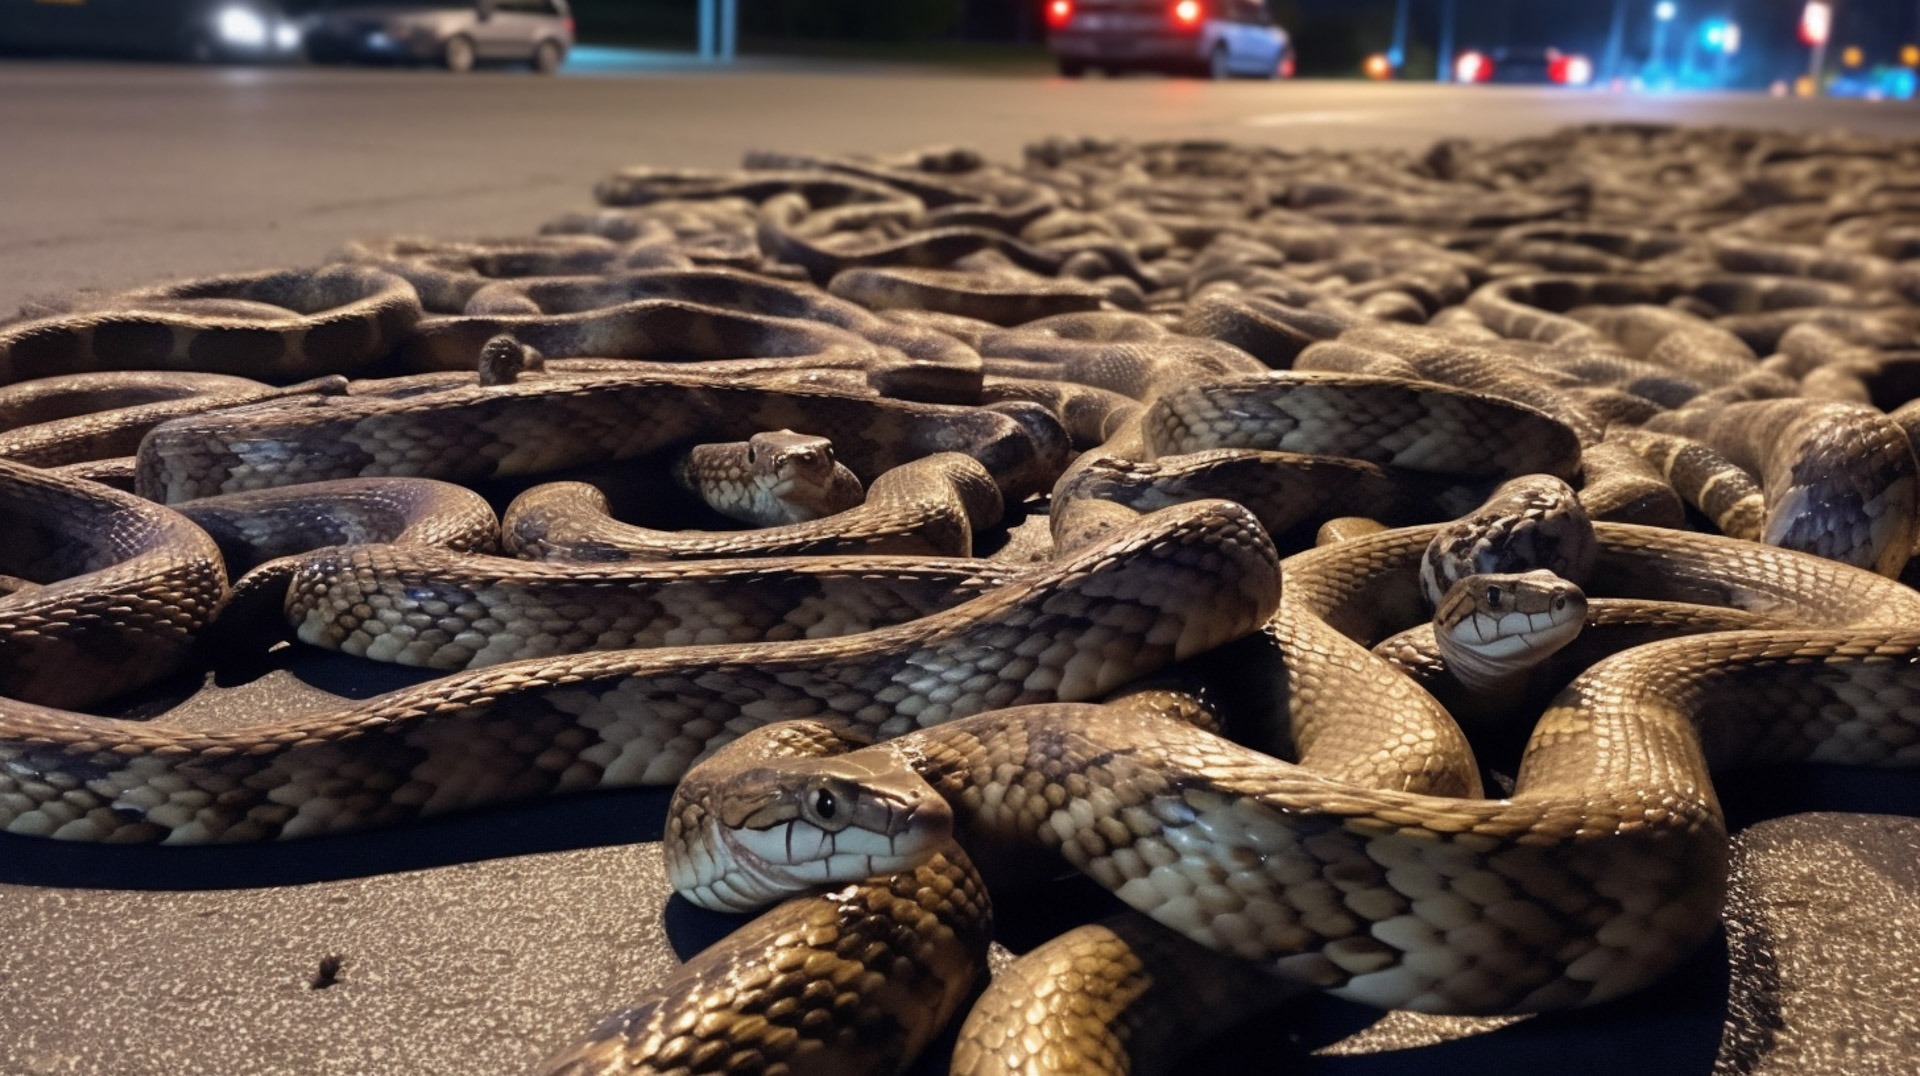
302, 0, 573, 73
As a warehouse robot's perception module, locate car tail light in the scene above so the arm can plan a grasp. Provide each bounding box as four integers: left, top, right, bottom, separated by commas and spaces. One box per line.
1455, 50, 1490, 82
1045, 0, 1073, 29
1170, 0, 1203, 30
1549, 51, 1593, 85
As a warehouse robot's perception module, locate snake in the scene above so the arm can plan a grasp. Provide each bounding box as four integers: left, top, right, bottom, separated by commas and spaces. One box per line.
0, 265, 422, 384
668, 519, 1920, 1029
672, 429, 868, 526
131, 366, 1069, 506
174, 475, 502, 647
540, 716, 991, 1076
504, 450, 1003, 563
9, 125, 1920, 1076
0, 499, 1277, 842
0, 457, 226, 710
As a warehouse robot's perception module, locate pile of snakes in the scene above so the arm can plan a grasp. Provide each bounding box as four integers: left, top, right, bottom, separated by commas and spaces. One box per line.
4, 121, 1920, 1074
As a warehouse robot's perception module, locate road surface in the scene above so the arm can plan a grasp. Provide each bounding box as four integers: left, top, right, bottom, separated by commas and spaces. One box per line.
3, 54, 1918, 304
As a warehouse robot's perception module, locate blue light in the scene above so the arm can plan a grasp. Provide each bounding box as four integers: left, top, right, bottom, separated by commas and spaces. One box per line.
1700, 19, 1727, 49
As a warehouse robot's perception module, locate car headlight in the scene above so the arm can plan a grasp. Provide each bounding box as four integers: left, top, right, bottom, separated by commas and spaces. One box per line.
274, 23, 301, 51
216, 6, 270, 48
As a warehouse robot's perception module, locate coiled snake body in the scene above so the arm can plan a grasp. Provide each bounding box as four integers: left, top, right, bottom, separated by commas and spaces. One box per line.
674, 521, 1920, 1016
7, 125, 1920, 1075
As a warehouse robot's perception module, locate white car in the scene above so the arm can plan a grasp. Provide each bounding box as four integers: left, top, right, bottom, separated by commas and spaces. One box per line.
1045, 0, 1293, 80
302, 0, 573, 73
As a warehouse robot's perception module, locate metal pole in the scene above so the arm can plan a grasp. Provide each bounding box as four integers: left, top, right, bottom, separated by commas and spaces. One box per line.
720, 0, 736, 61
1388, 0, 1409, 68
698, 0, 715, 60
1601, 0, 1628, 82
1437, 0, 1456, 81
1808, 0, 1841, 93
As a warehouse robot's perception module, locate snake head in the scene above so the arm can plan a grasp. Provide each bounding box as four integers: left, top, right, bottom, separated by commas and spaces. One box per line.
676, 430, 864, 526
669, 749, 952, 913
746, 429, 833, 478
747, 430, 863, 519
1433, 569, 1587, 696
475, 334, 543, 386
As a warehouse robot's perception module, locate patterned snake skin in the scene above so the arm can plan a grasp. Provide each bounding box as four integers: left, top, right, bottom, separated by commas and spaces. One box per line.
5, 124, 1920, 1075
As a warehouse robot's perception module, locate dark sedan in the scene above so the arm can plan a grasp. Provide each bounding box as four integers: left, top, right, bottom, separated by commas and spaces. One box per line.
1454, 46, 1594, 86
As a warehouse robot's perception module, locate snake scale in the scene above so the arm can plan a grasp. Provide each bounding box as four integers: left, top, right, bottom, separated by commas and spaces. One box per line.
5, 123, 1920, 1074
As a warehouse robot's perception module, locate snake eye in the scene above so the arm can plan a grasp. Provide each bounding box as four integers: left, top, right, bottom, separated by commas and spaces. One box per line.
1485, 584, 1503, 607
1552, 594, 1567, 612
813, 788, 837, 820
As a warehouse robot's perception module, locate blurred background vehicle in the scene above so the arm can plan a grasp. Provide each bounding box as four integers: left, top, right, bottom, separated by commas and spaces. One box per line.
1044, 0, 1291, 79
303, 0, 573, 72
1453, 45, 1593, 85
0, 0, 305, 62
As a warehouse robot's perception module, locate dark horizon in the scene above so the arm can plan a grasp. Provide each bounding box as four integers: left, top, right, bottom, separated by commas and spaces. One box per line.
570, 0, 1920, 83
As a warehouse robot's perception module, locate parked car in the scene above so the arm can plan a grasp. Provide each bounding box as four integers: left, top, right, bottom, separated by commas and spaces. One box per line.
0, 0, 305, 62
1454, 46, 1593, 86
302, 0, 573, 73
1044, 0, 1292, 80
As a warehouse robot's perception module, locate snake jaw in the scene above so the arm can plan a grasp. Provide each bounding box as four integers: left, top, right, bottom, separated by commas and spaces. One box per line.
684, 760, 954, 912
1434, 569, 1587, 697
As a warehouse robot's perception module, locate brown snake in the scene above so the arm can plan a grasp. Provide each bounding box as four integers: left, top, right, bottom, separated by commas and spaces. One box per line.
672, 520, 1920, 1018
0, 499, 1276, 842
8, 125, 1920, 1076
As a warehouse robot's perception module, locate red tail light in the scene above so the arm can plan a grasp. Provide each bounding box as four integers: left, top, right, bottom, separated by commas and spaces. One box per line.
1455, 50, 1490, 82
1045, 0, 1073, 29
1171, 0, 1203, 29
1548, 51, 1593, 85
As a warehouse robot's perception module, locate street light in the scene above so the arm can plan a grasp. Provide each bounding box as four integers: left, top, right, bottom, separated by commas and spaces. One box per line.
1800, 1, 1831, 95
1650, 1, 1678, 83
1701, 18, 1738, 55
1388, 0, 1409, 68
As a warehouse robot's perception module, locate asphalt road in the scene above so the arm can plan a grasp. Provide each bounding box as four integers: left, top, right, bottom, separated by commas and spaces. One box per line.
4, 52, 1920, 1076
4, 53, 1920, 306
